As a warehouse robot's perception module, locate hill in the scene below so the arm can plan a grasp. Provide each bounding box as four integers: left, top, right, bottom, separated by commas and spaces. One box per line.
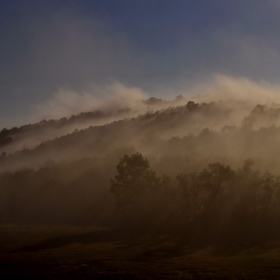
2, 96, 280, 245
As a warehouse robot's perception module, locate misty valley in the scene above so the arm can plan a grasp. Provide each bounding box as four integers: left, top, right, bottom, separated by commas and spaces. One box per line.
2, 97, 280, 278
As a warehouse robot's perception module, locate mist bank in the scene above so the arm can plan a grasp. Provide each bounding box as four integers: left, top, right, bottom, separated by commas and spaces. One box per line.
2, 99, 280, 173
2, 76, 280, 243
2, 75, 280, 155
0, 95, 196, 155
1, 153, 280, 246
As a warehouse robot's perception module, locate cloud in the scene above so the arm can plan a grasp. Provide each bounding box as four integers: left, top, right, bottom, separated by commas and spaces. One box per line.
36, 75, 280, 122
35, 82, 148, 120
186, 75, 280, 103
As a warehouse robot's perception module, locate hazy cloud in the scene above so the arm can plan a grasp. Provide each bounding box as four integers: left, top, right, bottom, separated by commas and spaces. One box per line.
35, 82, 148, 120
35, 75, 280, 122
188, 75, 280, 103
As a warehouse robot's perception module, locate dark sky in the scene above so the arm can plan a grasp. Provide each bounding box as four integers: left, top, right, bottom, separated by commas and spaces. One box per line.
1, 0, 280, 127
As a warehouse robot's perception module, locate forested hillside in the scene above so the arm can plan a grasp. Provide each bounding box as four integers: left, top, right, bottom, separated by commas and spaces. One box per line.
2, 97, 280, 245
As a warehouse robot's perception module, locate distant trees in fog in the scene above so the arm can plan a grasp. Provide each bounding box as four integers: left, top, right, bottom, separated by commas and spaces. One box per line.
1, 150, 280, 245
110, 153, 280, 243
3, 97, 280, 245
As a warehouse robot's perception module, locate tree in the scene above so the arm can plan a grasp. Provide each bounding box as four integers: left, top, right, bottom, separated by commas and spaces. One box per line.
198, 162, 235, 196
110, 153, 159, 209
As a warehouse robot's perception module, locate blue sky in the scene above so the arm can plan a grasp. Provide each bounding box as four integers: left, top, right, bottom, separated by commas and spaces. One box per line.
1, 0, 280, 127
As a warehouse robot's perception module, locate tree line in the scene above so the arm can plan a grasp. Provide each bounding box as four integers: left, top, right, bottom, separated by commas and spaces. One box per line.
1, 152, 280, 245
111, 153, 280, 244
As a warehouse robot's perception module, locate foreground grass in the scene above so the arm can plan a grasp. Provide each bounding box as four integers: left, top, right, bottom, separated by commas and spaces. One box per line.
1, 225, 280, 279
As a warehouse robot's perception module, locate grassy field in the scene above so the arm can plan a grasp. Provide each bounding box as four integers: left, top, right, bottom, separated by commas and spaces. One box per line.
1, 225, 280, 279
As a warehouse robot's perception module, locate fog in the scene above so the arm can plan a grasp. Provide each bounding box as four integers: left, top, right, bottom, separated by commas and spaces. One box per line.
4, 3, 280, 278
2, 75, 280, 245
2, 75, 280, 153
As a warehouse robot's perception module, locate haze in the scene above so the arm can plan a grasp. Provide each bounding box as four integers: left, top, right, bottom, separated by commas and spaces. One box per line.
2, 1, 280, 279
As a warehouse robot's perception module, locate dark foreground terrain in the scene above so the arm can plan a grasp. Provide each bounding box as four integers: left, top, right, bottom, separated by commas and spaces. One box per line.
1, 225, 280, 279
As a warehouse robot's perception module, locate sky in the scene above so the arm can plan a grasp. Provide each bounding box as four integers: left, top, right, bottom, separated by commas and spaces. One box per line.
1, 0, 280, 128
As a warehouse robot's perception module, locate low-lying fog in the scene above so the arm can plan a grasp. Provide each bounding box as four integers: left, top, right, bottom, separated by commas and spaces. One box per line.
1, 75, 280, 245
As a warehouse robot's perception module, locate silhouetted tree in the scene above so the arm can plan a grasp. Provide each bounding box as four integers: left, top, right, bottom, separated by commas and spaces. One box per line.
198, 162, 235, 196
110, 153, 160, 209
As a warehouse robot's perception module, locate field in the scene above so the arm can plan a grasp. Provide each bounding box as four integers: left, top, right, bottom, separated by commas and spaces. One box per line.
1, 225, 280, 279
